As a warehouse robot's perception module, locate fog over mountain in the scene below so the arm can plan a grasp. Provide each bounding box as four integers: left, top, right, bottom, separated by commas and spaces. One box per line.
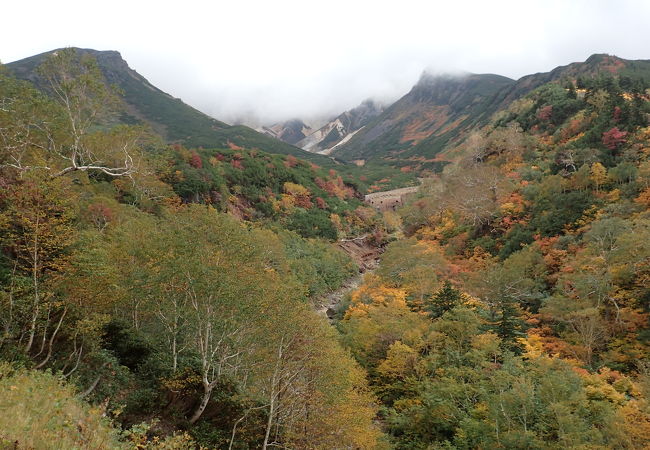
3, 0, 650, 124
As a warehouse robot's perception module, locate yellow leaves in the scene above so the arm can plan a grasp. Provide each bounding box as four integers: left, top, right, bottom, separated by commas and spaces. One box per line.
283, 181, 310, 197
278, 193, 295, 212
330, 213, 343, 231
382, 210, 402, 233
428, 210, 457, 240
521, 334, 547, 359
590, 162, 608, 192
606, 188, 621, 202
471, 332, 501, 357
461, 292, 485, 309
499, 201, 517, 215
578, 367, 638, 406
584, 382, 626, 405
619, 399, 650, 447
346, 277, 409, 318
161, 368, 202, 392
377, 341, 418, 380
0, 366, 125, 448
471, 402, 489, 420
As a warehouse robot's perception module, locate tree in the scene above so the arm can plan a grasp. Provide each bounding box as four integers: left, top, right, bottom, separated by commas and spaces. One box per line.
1, 48, 144, 178
0, 176, 75, 355
425, 280, 462, 319
602, 127, 628, 151
590, 162, 608, 192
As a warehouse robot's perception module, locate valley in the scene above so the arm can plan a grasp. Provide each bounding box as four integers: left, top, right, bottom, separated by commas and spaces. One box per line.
1, 46, 650, 449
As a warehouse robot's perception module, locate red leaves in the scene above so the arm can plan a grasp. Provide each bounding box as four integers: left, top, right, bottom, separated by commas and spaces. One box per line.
189, 151, 203, 169
284, 155, 298, 168
536, 105, 553, 122
602, 127, 628, 150
87, 202, 114, 229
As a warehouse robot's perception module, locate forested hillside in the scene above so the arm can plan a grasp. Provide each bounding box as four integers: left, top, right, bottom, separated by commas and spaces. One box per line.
1, 47, 650, 449
335, 64, 650, 448
0, 49, 386, 448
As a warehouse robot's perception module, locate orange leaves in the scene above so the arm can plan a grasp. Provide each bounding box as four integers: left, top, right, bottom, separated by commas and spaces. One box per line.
85, 202, 115, 231
558, 114, 588, 142
635, 187, 650, 207
315, 175, 354, 200
283, 154, 298, 168
226, 140, 243, 150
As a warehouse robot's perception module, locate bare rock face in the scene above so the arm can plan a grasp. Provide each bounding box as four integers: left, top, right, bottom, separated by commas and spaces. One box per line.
298, 99, 385, 154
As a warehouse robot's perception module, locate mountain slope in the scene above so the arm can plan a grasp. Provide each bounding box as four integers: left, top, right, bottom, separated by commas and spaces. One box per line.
6, 48, 337, 167
299, 99, 385, 154
488, 53, 650, 114
335, 54, 650, 167
260, 119, 313, 145
332, 73, 514, 163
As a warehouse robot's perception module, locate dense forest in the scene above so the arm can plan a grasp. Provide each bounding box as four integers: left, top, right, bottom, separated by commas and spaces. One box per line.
337, 69, 650, 448
1, 48, 650, 449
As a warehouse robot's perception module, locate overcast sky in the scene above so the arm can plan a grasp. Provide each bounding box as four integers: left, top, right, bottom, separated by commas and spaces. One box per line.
3, 0, 650, 125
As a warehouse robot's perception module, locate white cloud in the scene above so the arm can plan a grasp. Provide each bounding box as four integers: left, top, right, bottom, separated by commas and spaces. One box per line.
3, 0, 650, 124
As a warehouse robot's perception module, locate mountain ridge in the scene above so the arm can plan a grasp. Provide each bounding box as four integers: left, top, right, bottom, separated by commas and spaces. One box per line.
5, 47, 340, 168
331, 53, 650, 167
331, 71, 514, 164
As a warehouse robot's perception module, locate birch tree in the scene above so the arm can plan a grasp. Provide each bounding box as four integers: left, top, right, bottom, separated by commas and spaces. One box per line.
1, 48, 143, 178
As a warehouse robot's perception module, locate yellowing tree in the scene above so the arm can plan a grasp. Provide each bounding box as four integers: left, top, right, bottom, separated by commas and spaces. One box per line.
590, 162, 608, 193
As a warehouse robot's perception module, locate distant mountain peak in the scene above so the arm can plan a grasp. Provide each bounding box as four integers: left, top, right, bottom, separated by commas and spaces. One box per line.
260, 119, 313, 145
298, 99, 386, 154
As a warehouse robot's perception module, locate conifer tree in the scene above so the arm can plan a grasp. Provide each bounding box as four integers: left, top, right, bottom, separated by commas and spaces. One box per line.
425, 280, 462, 319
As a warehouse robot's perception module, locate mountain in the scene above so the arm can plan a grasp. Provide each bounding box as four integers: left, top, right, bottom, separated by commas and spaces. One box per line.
489, 53, 650, 114
333, 54, 650, 167
332, 73, 514, 164
6, 48, 337, 167
260, 119, 313, 145
299, 99, 385, 154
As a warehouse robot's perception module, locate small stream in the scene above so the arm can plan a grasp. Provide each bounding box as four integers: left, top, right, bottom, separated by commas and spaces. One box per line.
315, 235, 382, 321
315, 273, 365, 320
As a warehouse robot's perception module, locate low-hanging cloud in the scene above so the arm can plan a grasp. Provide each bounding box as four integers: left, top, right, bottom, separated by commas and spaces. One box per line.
3, 0, 650, 126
